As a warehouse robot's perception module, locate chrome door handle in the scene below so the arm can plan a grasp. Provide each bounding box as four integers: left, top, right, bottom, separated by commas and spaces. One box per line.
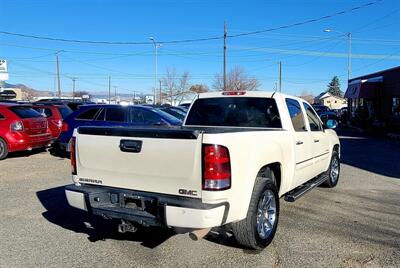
296, 141, 303, 145
314, 139, 320, 143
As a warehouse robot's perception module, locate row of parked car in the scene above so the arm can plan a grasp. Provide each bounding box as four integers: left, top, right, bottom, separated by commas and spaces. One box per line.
0, 100, 189, 160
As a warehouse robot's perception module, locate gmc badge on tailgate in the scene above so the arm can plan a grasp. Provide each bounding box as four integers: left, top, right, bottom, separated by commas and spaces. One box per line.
179, 189, 198, 196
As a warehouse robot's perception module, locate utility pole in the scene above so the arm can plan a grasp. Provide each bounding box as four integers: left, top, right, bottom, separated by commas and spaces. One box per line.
114, 86, 117, 104
278, 61, 282, 93
72, 77, 76, 101
223, 21, 227, 91
133, 91, 136, 104
159, 80, 162, 104
108, 76, 111, 104
55, 51, 62, 98
347, 32, 352, 84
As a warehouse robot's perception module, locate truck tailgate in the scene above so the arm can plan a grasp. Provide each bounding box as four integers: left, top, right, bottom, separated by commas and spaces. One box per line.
75, 127, 203, 198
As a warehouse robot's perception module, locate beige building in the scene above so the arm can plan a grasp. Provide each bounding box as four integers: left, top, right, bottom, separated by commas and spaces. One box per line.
314, 92, 347, 109
0, 88, 23, 101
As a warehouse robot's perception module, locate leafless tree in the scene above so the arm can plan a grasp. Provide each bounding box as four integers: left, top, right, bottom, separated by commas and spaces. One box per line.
298, 90, 314, 104
161, 68, 192, 105
213, 66, 260, 91
161, 68, 177, 104
189, 84, 209, 94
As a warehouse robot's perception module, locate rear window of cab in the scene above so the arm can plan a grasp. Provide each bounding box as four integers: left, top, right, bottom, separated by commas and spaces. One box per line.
185, 97, 282, 128
9, 106, 42, 119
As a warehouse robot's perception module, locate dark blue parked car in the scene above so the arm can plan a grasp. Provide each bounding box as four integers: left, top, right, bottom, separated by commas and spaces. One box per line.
54, 104, 182, 152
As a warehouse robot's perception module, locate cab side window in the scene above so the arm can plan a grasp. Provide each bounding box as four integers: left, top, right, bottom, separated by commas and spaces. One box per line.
0, 112, 5, 120
285, 98, 307, 131
303, 102, 322, 131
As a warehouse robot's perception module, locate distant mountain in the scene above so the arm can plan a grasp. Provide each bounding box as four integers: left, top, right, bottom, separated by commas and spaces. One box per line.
1, 82, 53, 97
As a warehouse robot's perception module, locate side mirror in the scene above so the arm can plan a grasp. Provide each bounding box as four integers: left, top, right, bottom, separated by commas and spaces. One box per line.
326, 119, 338, 129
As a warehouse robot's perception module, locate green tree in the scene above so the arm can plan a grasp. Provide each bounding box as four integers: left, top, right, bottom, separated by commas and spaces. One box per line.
326, 76, 343, 97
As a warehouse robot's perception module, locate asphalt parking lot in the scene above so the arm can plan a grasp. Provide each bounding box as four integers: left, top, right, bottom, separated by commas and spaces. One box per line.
1, 130, 399, 268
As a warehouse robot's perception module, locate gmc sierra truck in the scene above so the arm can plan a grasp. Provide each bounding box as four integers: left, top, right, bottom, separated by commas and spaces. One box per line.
65, 91, 340, 250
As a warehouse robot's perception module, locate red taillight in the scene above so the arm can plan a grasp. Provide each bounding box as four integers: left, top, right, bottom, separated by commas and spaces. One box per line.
70, 137, 77, 175
51, 120, 63, 129
203, 144, 231, 190
10, 121, 24, 132
61, 122, 68, 132
222, 91, 246, 96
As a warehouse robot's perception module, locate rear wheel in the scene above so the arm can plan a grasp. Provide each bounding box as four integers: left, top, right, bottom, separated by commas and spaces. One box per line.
0, 138, 8, 160
232, 169, 279, 250
323, 150, 340, 188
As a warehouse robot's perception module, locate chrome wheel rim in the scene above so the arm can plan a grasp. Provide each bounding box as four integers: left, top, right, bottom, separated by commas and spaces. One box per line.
256, 189, 276, 239
330, 157, 339, 183
0, 142, 4, 156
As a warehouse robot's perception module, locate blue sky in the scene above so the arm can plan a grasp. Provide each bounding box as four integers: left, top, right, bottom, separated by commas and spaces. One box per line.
0, 0, 399, 97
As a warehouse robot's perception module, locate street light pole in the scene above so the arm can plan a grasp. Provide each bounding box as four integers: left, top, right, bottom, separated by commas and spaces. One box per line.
149, 37, 162, 104
323, 29, 352, 85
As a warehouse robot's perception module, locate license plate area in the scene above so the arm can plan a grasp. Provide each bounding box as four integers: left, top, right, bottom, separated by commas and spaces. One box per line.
89, 191, 158, 215
122, 194, 155, 211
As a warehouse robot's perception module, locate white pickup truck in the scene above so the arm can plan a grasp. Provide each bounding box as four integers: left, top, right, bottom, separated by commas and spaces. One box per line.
65, 91, 340, 250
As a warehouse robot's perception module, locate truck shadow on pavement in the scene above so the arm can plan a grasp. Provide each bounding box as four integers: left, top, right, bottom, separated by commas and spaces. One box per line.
337, 129, 400, 179
36, 186, 175, 249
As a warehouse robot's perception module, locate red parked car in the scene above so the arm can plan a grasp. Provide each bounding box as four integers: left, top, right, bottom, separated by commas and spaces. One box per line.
32, 103, 72, 138
0, 103, 53, 160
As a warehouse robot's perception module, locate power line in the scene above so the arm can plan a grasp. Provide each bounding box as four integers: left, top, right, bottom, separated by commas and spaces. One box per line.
0, 0, 384, 45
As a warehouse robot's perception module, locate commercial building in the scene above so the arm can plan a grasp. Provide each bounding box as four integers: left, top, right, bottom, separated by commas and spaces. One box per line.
344, 66, 400, 132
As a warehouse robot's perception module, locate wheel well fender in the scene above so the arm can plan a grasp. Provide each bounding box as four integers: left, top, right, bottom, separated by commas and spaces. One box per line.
256, 162, 281, 194
333, 144, 340, 157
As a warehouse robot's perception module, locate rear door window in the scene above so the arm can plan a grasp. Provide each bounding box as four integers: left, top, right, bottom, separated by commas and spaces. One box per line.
34, 107, 53, 118
57, 106, 72, 119
185, 97, 282, 128
105, 107, 127, 122
285, 99, 307, 131
76, 108, 100, 120
9, 106, 42, 119
95, 108, 105, 121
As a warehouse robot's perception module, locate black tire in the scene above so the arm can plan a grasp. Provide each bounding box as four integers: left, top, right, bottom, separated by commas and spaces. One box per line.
232, 168, 279, 250
322, 150, 340, 188
0, 137, 8, 160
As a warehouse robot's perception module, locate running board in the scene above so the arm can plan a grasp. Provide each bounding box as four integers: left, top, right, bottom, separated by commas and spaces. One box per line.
284, 174, 328, 202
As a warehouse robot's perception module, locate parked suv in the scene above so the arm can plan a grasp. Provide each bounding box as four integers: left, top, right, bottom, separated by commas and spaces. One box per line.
0, 103, 53, 160
312, 104, 339, 124
54, 104, 182, 152
32, 102, 73, 138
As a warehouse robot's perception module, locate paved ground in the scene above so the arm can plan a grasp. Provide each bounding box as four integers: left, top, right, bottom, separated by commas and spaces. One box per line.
1, 130, 399, 268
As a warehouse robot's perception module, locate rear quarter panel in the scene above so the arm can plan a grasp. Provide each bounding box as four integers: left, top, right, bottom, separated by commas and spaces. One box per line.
201, 130, 294, 223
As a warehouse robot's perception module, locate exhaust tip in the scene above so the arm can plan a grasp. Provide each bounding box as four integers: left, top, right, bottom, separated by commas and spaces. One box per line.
189, 228, 211, 241
188, 232, 199, 241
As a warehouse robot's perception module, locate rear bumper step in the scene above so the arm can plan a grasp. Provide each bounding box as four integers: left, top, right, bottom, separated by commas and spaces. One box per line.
284, 174, 328, 202
65, 184, 229, 229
